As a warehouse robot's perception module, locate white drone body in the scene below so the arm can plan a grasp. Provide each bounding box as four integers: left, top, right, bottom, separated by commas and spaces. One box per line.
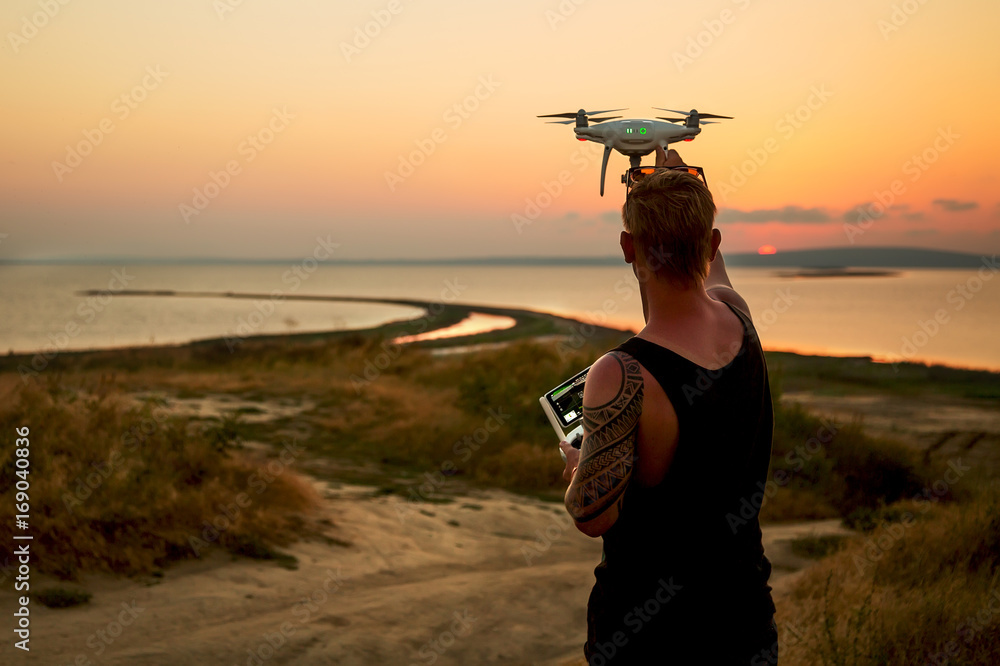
574, 118, 700, 157
538, 107, 732, 195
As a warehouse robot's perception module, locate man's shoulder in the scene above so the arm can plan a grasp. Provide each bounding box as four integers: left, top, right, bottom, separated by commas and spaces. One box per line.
584, 351, 644, 411
707, 285, 751, 320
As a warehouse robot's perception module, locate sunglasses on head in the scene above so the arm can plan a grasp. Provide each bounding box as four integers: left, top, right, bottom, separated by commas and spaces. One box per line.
623, 165, 708, 190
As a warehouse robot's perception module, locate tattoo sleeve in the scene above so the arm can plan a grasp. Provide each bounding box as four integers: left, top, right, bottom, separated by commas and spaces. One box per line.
566, 352, 644, 523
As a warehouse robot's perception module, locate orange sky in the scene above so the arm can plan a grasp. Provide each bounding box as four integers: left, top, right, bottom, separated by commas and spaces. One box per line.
1, 0, 998, 260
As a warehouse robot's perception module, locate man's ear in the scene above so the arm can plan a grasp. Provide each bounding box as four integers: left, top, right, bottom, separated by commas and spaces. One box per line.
620, 231, 635, 264
709, 228, 722, 262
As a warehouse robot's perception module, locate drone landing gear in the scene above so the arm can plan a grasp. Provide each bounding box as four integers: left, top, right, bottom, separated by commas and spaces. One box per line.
600, 149, 646, 197
600, 151, 643, 197
600, 145, 611, 197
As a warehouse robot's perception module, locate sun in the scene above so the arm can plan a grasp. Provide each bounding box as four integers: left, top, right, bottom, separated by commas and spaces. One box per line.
758, 245, 777, 255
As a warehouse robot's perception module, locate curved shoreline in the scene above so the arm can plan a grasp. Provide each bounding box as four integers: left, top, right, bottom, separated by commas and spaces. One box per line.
3, 289, 997, 380
68, 288, 634, 350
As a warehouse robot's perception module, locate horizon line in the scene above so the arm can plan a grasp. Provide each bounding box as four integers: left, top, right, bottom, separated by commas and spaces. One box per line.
0, 245, 986, 266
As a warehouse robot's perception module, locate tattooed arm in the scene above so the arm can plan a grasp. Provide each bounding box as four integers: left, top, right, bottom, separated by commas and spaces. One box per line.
564, 351, 644, 538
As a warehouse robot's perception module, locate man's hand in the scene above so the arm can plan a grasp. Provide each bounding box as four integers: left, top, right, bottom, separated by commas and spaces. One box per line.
559, 440, 581, 482
654, 146, 686, 167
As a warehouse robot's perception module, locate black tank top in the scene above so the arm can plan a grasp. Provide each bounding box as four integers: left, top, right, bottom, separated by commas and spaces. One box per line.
585, 301, 776, 661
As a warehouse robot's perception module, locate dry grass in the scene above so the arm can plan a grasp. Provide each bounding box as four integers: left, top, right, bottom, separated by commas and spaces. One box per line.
0, 380, 319, 579
777, 486, 1000, 665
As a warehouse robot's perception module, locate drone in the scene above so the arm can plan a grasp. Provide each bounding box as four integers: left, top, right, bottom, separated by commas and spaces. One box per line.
538, 107, 732, 196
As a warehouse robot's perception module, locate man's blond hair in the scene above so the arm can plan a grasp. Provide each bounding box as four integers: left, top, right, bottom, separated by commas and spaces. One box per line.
621, 169, 717, 288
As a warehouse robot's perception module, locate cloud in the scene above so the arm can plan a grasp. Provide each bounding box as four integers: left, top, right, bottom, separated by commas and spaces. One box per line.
932, 198, 978, 212
903, 212, 925, 221
905, 228, 938, 236
600, 210, 621, 225
716, 206, 832, 224
549, 211, 596, 233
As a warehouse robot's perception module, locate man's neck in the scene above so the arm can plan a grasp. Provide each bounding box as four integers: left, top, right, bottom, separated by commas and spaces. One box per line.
640, 278, 714, 332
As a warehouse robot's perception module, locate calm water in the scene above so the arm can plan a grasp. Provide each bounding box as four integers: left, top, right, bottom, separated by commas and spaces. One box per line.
1, 264, 998, 372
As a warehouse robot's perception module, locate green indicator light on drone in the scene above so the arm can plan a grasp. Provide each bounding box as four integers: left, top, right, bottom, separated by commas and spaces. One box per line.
639, 127, 647, 135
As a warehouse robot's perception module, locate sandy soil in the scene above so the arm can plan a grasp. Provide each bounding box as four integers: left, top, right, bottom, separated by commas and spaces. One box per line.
5, 478, 850, 666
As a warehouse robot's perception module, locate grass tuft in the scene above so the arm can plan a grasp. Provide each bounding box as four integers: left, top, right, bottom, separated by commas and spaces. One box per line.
36, 587, 92, 609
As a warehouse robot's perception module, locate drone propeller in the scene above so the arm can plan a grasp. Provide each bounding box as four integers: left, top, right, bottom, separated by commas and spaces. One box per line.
537, 108, 627, 119
538, 108, 628, 129
544, 116, 620, 124
654, 108, 733, 119
654, 108, 733, 129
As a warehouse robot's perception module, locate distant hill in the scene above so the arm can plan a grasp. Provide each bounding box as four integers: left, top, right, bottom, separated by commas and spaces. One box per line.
723, 247, 985, 268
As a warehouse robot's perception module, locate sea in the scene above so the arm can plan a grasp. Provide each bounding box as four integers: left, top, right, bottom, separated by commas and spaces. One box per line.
1, 263, 998, 372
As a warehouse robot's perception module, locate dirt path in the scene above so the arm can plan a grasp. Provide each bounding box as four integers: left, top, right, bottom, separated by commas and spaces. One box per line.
4, 479, 852, 666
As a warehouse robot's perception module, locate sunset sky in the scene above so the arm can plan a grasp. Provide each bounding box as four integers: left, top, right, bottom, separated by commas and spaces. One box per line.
2, 0, 998, 260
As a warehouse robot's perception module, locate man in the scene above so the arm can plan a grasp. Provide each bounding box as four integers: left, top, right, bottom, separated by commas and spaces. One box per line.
559, 147, 778, 664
